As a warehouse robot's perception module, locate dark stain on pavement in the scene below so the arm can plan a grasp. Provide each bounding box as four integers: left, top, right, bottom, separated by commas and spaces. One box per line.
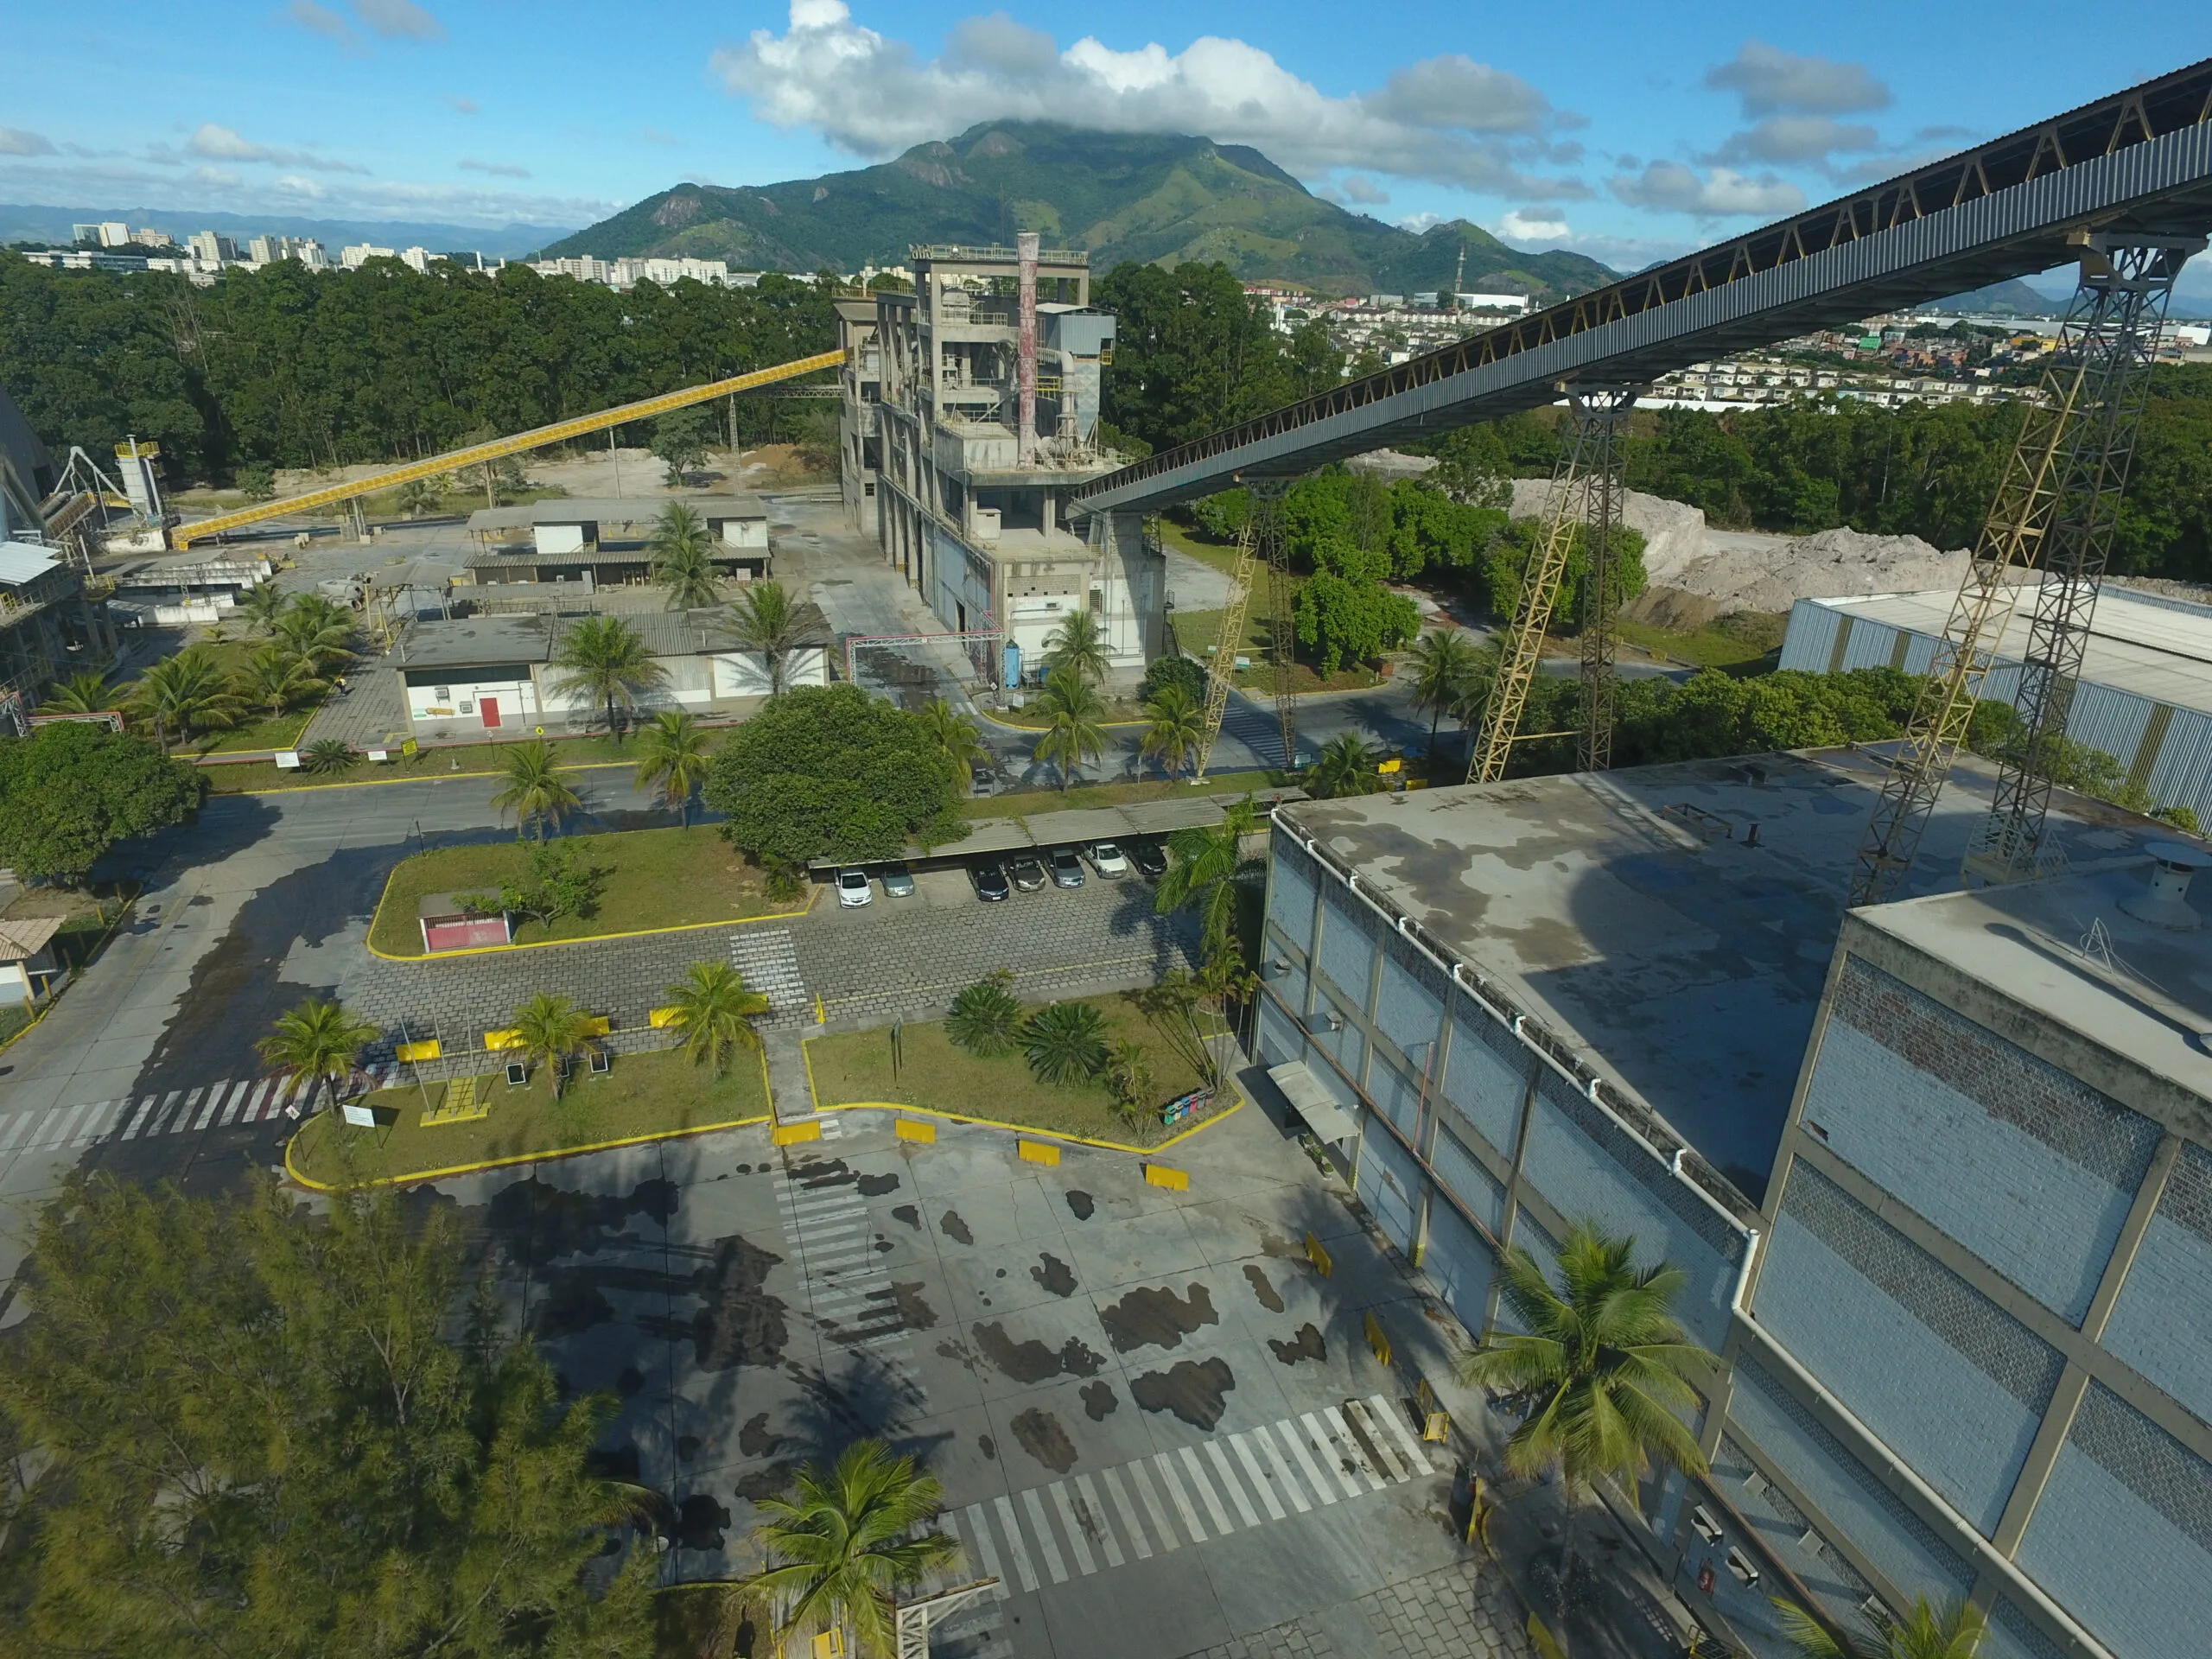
735, 1462, 796, 1503
530, 1272, 615, 1338
978, 1433, 996, 1461
1131, 1358, 1236, 1430
739, 1413, 781, 1457
857, 1173, 899, 1197
485, 1177, 679, 1270
1243, 1264, 1285, 1313
973, 1320, 1105, 1382
1080, 1381, 1118, 1421
789, 1156, 856, 1188
1268, 1323, 1327, 1364
889, 1281, 937, 1329
1065, 1190, 1095, 1221
1031, 1253, 1077, 1297
615, 1365, 645, 1397
1098, 1283, 1217, 1352
676, 1435, 701, 1463
674, 1493, 731, 1551
892, 1205, 920, 1229
940, 1211, 974, 1244
1011, 1408, 1077, 1473
651, 1234, 788, 1370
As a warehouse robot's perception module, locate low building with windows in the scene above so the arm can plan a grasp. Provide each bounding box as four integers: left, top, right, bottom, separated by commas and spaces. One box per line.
462, 495, 772, 587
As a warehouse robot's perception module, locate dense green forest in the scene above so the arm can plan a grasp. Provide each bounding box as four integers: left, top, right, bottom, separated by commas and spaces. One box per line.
0, 253, 836, 484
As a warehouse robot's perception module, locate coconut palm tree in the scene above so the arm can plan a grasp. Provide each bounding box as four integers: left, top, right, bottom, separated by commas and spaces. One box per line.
127, 648, 243, 754
660, 961, 770, 1077
726, 580, 804, 696
510, 992, 599, 1099
1455, 1222, 1711, 1592
273, 594, 355, 671
945, 970, 1021, 1057
649, 501, 721, 610
551, 614, 665, 740
632, 709, 710, 825
915, 696, 988, 778
257, 995, 381, 1114
1154, 793, 1264, 959
1023, 1001, 1109, 1084
237, 580, 290, 636
1408, 629, 1479, 756
1305, 731, 1381, 800
41, 669, 114, 715
238, 645, 325, 720
1777, 1596, 1987, 1659
1042, 606, 1110, 685
1030, 665, 1105, 791
742, 1440, 961, 1659
489, 739, 581, 840
1138, 682, 1205, 779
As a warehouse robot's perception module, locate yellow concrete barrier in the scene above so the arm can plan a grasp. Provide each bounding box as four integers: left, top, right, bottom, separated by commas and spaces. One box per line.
1018, 1139, 1061, 1166
895, 1118, 938, 1143
1305, 1230, 1332, 1276
773, 1120, 823, 1146
482, 1028, 523, 1052
649, 1006, 680, 1028
1144, 1163, 1189, 1191
397, 1038, 441, 1063
1364, 1310, 1393, 1368
582, 1015, 612, 1036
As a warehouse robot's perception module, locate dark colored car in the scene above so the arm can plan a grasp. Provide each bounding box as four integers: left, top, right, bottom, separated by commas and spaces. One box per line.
1129, 839, 1168, 880
1049, 847, 1084, 888
971, 860, 1012, 902
881, 861, 915, 898
1009, 853, 1048, 893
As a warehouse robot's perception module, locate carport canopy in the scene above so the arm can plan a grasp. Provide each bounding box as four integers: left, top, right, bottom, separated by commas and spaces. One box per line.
1268, 1061, 1358, 1143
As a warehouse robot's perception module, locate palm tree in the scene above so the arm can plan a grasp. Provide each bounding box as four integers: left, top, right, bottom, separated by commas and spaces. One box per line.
1103, 1038, 1155, 1119
238, 645, 325, 720
127, 648, 243, 754
510, 992, 599, 1099
489, 739, 581, 840
1154, 793, 1264, 959
743, 1440, 960, 1659
1138, 682, 1205, 779
301, 738, 358, 773
272, 601, 354, 675
945, 970, 1021, 1057
1777, 1596, 1987, 1659
915, 696, 988, 778
237, 580, 289, 636
659, 961, 770, 1077
727, 581, 804, 696
649, 502, 721, 610
1042, 606, 1110, 684
41, 670, 114, 714
1455, 1222, 1710, 1592
1030, 665, 1106, 791
257, 995, 381, 1114
1408, 629, 1478, 756
551, 614, 665, 739
1023, 1001, 1109, 1084
1305, 731, 1380, 799
633, 709, 710, 825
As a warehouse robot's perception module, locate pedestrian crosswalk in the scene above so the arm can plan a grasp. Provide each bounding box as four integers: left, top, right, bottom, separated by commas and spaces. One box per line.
775, 1149, 908, 1353
940, 1395, 1437, 1601
0, 1063, 399, 1158
728, 929, 811, 1027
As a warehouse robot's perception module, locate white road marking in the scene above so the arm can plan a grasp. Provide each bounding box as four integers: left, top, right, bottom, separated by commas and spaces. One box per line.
992, 1496, 1038, 1592
1073, 1474, 1124, 1568
1205, 1440, 1262, 1529
1020, 1486, 1068, 1584
1231, 1433, 1287, 1521
1179, 1446, 1235, 1535
1048, 1482, 1096, 1575
1151, 1452, 1208, 1543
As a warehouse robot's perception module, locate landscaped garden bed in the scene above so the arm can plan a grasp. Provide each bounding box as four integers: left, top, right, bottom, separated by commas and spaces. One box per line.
286, 1044, 770, 1187
201, 731, 658, 791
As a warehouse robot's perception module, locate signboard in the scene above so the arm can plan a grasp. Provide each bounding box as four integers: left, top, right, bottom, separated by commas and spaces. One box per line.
401, 737, 419, 757
340, 1101, 375, 1128
274, 749, 302, 770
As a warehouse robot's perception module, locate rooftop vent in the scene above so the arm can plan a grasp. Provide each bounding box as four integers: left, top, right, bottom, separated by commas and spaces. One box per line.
2120, 840, 2212, 931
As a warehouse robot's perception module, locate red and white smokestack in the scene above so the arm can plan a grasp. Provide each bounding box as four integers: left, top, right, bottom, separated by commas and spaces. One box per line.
1017, 231, 1039, 466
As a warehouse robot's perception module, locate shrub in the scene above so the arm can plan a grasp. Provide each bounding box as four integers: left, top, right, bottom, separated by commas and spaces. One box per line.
945, 970, 1020, 1058
1022, 1001, 1109, 1085
1141, 654, 1207, 703
300, 738, 358, 773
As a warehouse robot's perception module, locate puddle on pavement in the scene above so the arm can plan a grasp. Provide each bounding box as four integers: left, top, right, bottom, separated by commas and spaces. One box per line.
974, 1320, 1105, 1382
1011, 1407, 1078, 1473
1257, 1228, 1303, 1258
1065, 1191, 1096, 1221
1098, 1283, 1217, 1353
1080, 1381, 1119, 1421
789, 1156, 857, 1189
645, 1234, 788, 1370
736, 1462, 797, 1502
1243, 1264, 1285, 1313
739, 1413, 781, 1457
940, 1211, 974, 1244
615, 1365, 645, 1396
673, 1493, 731, 1551
889, 1281, 938, 1329
1269, 1323, 1327, 1364
1031, 1253, 1077, 1297
979, 1433, 997, 1460
892, 1205, 921, 1229
1131, 1358, 1236, 1430
857, 1173, 899, 1197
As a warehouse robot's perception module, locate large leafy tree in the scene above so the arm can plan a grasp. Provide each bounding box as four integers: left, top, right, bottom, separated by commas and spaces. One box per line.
257, 995, 381, 1111
1154, 793, 1264, 961
0, 721, 200, 884
915, 696, 989, 779
1406, 629, 1480, 754
0, 1173, 656, 1658
659, 960, 770, 1077
271, 595, 356, 674
489, 739, 582, 840
238, 645, 325, 719
1030, 664, 1106, 791
37, 670, 116, 715
632, 708, 711, 825
651, 405, 717, 486
702, 683, 966, 866
551, 615, 665, 740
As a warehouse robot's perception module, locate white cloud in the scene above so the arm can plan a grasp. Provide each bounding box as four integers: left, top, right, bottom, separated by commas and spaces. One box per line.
1710, 115, 1879, 166
459, 157, 531, 178
353, 0, 443, 41
711, 1, 1587, 200
188, 122, 370, 174
289, 0, 357, 48
1610, 160, 1803, 218
1706, 40, 1890, 117
1497, 209, 1568, 243
1339, 175, 1389, 205
0, 127, 56, 156
189, 165, 243, 188
1398, 211, 1443, 234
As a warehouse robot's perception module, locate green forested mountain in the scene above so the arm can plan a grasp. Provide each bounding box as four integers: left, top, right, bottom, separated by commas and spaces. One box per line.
539, 123, 1617, 302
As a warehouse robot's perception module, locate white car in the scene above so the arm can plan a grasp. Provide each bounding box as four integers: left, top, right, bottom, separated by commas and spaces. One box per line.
836, 868, 873, 908
1090, 841, 1130, 879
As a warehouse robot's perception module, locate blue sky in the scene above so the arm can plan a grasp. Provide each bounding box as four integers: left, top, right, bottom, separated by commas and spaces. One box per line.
1, 1, 2202, 282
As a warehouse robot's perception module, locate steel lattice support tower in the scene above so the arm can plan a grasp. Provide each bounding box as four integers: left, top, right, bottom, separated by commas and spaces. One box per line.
1255, 479, 1300, 770
1188, 515, 1257, 784
1572, 387, 1641, 773
1964, 238, 2200, 885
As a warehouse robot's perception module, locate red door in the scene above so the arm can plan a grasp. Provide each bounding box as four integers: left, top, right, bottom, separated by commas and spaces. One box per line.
480, 696, 501, 729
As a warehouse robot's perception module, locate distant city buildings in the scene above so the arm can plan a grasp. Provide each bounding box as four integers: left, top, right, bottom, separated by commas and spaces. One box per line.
524, 254, 760, 289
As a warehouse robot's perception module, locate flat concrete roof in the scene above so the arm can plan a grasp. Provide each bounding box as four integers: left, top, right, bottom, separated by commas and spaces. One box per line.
1281, 748, 2176, 1197
812, 786, 1306, 869
392, 614, 553, 670
466, 495, 766, 531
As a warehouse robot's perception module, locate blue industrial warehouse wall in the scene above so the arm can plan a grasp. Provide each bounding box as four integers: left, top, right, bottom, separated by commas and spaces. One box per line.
1317, 882, 1377, 1010
1440, 1005, 1527, 1160
2102, 1142, 2212, 1424
1804, 957, 2159, 1323
2013, 1382, 2212, 1659
1757, 1163, 2061, 1536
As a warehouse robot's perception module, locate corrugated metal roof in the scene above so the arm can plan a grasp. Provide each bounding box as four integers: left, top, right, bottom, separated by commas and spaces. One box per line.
0, 541, 60, 585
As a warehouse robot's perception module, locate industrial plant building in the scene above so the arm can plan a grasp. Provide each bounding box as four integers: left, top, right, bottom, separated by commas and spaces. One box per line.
840, 238, 1165, 687
461, 495, 772, 590
1256, 750, 2211, 1659
0, 384, 119, 716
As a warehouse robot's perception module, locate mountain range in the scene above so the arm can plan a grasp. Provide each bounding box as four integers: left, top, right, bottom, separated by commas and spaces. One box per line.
538, 123, 1618, 302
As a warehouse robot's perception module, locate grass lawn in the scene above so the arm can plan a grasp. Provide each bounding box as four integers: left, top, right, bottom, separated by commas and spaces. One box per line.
990, 698, 1153, 729
201, 730, 671, 791
369, 824, 799, 957
1617, 613, 1786, 671
1173, 594, 1389, 696
0, 1005, 32, 1046
1156, 518, 1244, 576
807, 994, 1230, 1147
967, 769, 1286, 818
287, 1045, 770, 1187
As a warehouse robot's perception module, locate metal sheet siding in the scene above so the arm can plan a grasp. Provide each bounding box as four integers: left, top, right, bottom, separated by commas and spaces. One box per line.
1424, 1205, 1493, 1331
2063, 680, 2154, 773
2145, 705, 2212, 821
1780, 601, 1841, 673
1359, 1120, 1421, 1255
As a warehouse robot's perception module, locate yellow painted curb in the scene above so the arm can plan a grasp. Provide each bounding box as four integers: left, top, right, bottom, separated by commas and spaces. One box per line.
1143, 1163, 1189, 1191
772, 1120, 823, 1146
894, 1117, 937, 1143
1018, 1139, 1061, 1166
0, 892, 139, 1055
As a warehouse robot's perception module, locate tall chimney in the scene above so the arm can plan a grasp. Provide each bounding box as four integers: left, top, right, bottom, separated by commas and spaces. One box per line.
1016, 231, 1039, 466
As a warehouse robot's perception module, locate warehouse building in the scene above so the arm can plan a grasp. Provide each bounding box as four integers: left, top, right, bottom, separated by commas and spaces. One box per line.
1258, 750, 2210, 1659
462, 495, 772, 583
1779, 585, 2212, 823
